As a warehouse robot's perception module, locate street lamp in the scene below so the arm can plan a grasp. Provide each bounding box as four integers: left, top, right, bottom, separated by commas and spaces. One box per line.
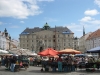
9, 35, 11, 50
31, 45, 34, 52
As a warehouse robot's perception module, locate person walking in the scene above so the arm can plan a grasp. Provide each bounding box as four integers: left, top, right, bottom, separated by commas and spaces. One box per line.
57, 56, 62, 71
10, 56, 16, 72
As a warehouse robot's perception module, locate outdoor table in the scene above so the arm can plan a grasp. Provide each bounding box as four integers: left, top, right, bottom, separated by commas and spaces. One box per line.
85, 62, 100, 72
78, 62, 86, 69
85, 62, 100, 69
85, 63, 96, 68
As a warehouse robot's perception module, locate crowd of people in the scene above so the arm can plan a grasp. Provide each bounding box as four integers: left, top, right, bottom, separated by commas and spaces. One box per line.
0, 55, 29, 72
0, 55, 100, 72
0, 56, 17, 71
28, 55, 100, 72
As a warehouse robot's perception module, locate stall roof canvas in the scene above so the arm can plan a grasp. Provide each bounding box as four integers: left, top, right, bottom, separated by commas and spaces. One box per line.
87, 46, 100, 53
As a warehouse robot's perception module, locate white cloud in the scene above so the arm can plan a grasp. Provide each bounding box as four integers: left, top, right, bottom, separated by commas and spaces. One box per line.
20, 21, 25, 23
84, 9, 99, 16
63, 22, 100, 37
80, 16, 100, 25
0, 0, 42, 19
10, 25, 19, 28
0, 22, 3, 25
65, 23, 83, 32
94, 0, 100, 7
88, 20, 100, 25
80, 16, 93, 22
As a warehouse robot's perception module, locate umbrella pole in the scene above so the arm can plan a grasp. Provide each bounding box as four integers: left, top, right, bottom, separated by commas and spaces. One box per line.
41, 56, 44, 71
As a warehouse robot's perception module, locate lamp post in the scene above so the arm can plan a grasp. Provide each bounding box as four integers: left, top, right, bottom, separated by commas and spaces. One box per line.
9, 35, 11, 50
31, 45, 34, 52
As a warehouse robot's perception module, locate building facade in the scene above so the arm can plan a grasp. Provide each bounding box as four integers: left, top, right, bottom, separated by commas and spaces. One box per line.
79, 32, 92, 53
11, 39, 19, 49
0, 31, 6, 50
86, 29, 100, 51
19, 23, 78, 53
73, 37, 79, 50
0, 28, 12, 50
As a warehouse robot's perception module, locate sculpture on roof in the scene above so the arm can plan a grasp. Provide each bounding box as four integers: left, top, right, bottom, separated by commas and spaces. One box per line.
4, 28, 8, 37
43, 22, 50, 30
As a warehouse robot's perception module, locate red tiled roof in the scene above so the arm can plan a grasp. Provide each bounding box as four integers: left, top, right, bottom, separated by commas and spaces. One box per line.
86, 29, 100, 40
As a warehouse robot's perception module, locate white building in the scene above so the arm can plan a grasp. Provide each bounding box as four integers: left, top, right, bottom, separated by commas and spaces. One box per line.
0, 31, 6, 50
11, 39, 19, 49
79, 32, 92, 53
86, 29, 100, 51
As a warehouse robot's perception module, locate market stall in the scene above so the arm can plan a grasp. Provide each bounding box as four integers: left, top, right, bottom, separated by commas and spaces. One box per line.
38, 48, 59, 71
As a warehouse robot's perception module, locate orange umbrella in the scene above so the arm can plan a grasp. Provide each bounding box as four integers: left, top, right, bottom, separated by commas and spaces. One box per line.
58, 48, 81, 54
38, 48, 58, 56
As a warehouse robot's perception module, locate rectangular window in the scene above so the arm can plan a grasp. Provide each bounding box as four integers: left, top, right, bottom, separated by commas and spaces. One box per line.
36, 40, 38, 42
64, 43, 66, 46
53, 35, 55, 38
32, 40, 33, 42
58, 35, 59, 37
74, 45, 76, 47
53, 39, 55, 42
68, 35, 69, 37
69, 43, 70, 46
58, 39, 59, 42
45, 40, 47, 42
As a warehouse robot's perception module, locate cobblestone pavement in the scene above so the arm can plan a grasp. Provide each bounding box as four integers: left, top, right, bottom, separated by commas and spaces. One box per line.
0, 66, 100, 75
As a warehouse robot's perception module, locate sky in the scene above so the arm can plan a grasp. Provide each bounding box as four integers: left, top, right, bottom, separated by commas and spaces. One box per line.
0, 0, 100, 40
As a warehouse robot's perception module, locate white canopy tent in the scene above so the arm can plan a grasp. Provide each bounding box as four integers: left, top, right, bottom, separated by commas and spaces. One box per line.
30, 53, 37, 56
0, 49, 9, 54
0, 49, 12, 55
9, 48, 36, 56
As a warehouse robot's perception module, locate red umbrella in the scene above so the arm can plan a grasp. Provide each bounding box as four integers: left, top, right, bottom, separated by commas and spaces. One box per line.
38, 48, 58, 56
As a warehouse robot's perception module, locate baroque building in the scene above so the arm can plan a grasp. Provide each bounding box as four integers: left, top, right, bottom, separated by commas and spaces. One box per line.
0, 31, 6, 50
0, 28, 18, 50
4, 28, 12, 50
19, 23, 78, 53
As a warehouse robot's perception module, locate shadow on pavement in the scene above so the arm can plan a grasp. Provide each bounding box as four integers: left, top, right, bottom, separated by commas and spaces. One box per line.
76, 69, 100, 73
29, 70, 77, 74
29, 69, 100, 74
